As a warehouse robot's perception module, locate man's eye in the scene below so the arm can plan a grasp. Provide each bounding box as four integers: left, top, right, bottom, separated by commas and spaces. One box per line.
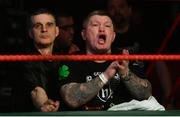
33, 24, 42, 29
92, 24, 98, 26
47, 22, 55, 27
105, 25, 111, 27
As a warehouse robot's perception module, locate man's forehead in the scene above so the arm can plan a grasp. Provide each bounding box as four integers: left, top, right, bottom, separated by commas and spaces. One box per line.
108, 0, 127, 6
58, 17, 73, 24
89, 15, 112, 22
32, 14, 55, 22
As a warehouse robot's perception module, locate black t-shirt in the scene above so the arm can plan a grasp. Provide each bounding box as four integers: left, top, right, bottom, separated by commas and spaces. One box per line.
58, 50, 146, 111
12, 44, 60, 112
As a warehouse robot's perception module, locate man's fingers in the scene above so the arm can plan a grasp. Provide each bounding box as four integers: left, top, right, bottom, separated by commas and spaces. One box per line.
41, 100, 59, 112
122, 49, 129, 55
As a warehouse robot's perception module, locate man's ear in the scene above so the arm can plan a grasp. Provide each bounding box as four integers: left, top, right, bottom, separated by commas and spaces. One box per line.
55, 26, 59, 37
128, 6, 132, 15
28, 30, 33, 39
112, 31, 116, 42
81, 29, 86, 41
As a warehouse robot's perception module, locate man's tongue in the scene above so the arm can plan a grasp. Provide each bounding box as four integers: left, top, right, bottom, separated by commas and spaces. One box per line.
98, 38, 105, 44
98, 35, 106, 44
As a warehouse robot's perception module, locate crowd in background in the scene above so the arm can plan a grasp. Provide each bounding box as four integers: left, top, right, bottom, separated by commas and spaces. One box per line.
0, 0, 180, 112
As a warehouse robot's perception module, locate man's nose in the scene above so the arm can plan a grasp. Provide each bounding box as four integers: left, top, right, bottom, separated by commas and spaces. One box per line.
41, 25, 47, 32
69, 28, 74, 35
99, 25, 105, 32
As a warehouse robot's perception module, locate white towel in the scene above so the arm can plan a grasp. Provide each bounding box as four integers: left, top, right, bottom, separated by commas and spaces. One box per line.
108, 96, 165, 111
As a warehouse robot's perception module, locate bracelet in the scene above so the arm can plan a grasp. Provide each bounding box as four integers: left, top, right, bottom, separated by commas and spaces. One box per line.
99, 73, 108, 84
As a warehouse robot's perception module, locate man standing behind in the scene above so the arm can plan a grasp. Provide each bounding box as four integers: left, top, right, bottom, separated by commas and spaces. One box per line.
107, 0, 144, 53
54, 12, 80, 54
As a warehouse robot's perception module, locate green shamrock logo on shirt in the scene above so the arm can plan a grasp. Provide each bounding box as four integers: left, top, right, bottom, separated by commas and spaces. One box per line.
58, 65, 70, 80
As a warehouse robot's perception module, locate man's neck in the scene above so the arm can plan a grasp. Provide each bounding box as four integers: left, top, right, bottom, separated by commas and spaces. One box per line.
37, 45, 53, 55
86, 49, 111, 63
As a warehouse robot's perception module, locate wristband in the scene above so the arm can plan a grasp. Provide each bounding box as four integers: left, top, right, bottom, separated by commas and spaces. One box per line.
99, 73, 108, 84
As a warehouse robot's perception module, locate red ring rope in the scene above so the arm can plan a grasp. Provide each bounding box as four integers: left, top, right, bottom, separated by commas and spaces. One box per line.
0, 55, 179, 61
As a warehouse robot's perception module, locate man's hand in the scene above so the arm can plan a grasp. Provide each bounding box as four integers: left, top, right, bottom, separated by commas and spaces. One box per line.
103, 49, 129, 80
31, 86, 60, 112
40, 99, 60, 112
117, 49, 129, 79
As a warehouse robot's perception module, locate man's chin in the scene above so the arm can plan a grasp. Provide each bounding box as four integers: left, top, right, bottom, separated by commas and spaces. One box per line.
96, 48, 109, 54
36, 42, 53, 48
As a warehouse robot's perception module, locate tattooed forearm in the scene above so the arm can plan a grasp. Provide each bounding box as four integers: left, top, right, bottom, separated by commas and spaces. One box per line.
122, 70, 152, 100
60, 77, 104, 108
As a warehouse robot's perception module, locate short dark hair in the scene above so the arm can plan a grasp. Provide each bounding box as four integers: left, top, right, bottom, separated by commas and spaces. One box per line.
107, 0, 135, 7
56, 12, 74, 27
126, 0, 135, 6
27, 8, 57, 29
82, 10, 115, 29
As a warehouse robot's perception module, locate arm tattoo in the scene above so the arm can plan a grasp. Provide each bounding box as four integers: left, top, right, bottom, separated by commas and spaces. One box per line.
122, 70, 152, 100
60, 77, 104, 108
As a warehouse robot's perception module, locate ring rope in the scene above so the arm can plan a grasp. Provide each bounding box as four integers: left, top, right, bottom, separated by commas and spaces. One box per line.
0, 55, 180, 61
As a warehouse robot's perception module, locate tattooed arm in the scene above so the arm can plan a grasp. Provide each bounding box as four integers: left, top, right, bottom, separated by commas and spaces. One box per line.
118, 49, 152, 100
121, 70, 152, 100
60, 55, 122, 108
60, 77, 105, 108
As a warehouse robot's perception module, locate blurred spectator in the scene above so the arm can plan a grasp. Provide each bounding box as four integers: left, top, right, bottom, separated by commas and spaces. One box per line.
148, 61, 172, 109
106, 0, 145, 54
54, 12, 80, 54
106, 0, 173, 109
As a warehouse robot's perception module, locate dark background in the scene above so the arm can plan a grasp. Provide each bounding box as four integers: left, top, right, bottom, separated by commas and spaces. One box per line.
0, 0, 180, 54
0, 0, 180, 112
